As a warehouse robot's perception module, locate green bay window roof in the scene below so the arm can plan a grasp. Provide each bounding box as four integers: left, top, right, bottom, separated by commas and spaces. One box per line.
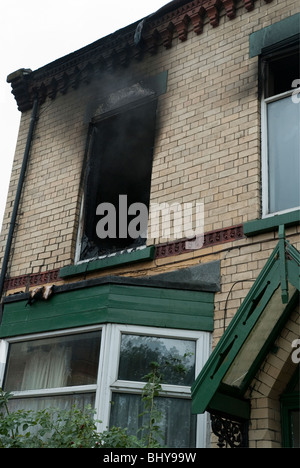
0, 262, 220, 338
192, 226, 300, 420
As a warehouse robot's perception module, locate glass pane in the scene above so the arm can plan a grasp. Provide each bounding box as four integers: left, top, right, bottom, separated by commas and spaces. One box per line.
267, 96, 300, 214
4, 331, 101, 391
118, 334, 196, 385
110, 393, 196, 448
5, 392, 95, 414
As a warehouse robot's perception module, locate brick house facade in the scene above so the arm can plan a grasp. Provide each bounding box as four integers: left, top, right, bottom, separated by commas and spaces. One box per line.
0, 0, 299, 448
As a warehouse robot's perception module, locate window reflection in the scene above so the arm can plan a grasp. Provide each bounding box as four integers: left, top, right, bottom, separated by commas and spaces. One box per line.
118, 334, 195, 385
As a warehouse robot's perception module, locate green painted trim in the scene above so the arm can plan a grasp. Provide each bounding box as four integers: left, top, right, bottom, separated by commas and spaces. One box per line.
209, 392, 250, 420
0, 282, 214, 338
279, 225, 289, 303
243, 210, 300, 237
249, 13, 300, 58
59, 246, 155, 278
191, 239, 300, 417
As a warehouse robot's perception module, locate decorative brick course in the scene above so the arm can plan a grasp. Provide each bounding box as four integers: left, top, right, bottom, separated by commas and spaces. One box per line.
155, 224, 244, 258
7, 0, 275, 112
4, 269, 60, 292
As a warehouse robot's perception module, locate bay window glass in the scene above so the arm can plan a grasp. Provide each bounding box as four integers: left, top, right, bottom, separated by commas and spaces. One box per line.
4, 393, 96, 414
118, 334, 195, 385
262, 46, 300, 216
1, 325, 210, 448
4, 331, 101, 391
112, 333, 197, 447
110, 393, 196, 448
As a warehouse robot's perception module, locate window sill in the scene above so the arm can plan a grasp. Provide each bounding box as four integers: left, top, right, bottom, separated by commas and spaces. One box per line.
59, 246, 155, 279
243, 210, 300, 237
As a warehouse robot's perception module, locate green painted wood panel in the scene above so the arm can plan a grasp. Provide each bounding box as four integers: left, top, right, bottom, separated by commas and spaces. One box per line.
0, 282, 214, 338
249, 13, 300, 58
244, 210, 300, 237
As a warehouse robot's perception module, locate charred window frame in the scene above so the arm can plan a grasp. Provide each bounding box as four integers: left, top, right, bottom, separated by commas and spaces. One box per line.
78, 97, 158, 262
260, 40, 300, 218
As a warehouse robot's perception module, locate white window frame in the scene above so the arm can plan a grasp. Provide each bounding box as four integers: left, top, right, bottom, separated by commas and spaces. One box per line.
0, 324, 211, 448
261, 88, 300, 218
0, 325, 103, 402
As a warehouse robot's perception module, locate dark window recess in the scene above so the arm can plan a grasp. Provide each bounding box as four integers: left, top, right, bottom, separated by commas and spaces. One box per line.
264, 48, 299, 98
80, 99, 157, 260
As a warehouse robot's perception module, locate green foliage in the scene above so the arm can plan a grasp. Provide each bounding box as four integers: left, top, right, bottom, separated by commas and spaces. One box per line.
100, 426, 142, 448
0, 391, 101, 448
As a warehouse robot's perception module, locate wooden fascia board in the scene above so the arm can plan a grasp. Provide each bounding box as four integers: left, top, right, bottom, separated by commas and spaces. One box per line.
0, 281, 214, 338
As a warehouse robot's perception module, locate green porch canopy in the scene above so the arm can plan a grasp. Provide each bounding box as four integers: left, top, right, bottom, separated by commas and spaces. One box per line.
192, 226, 300, 420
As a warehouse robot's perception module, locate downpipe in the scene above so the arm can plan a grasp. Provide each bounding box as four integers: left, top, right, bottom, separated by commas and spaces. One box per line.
0, 97, 39, 303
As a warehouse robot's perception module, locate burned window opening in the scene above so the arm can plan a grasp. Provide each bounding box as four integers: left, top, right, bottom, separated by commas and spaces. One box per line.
263, 47, 299, 98
80, 99, 157, 261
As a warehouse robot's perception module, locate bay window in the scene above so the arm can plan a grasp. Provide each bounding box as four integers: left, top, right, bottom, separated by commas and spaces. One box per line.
0, 324, 210, 448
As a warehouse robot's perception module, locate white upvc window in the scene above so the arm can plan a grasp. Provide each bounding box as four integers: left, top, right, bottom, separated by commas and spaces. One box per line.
0, 324, 210, 448
261, 47, 300, 218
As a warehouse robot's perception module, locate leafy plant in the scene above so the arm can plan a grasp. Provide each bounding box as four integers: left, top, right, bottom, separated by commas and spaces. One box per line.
0, 391, 102, 448
139, 361, 164, 447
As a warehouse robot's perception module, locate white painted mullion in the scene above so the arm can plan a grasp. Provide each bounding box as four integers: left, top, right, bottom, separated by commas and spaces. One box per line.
0, 339, 9, 388
264, 88, 294, 104
95, 324, 111, 431
8, 384, 97, 399
110, 379, 192, 398
261, 92, 269, 218
95, 324, 121, 432
5, 324, 102, 344
195, 329, 212, 448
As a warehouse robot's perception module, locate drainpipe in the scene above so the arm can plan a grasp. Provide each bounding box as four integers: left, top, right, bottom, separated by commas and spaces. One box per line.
0, 96, 39, 301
